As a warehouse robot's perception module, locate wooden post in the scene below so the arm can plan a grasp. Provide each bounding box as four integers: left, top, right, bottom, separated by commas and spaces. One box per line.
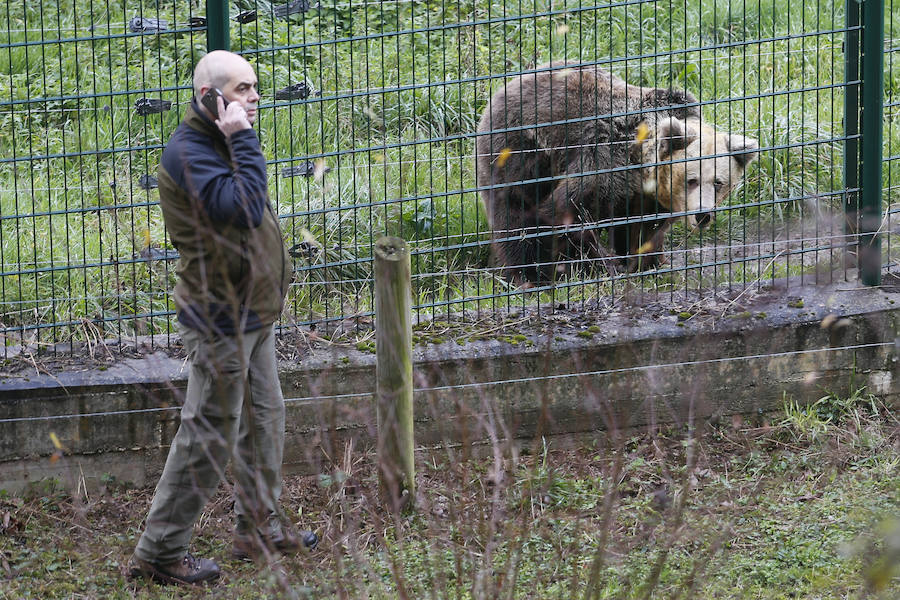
373, 236, 415, 510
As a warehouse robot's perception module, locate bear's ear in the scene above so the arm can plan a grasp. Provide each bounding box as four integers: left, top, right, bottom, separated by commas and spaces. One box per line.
657, 117, 696, 158
727, 134, 759, 167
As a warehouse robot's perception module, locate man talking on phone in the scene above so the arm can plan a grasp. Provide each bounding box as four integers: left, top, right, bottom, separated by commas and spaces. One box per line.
127, 50, 317, 586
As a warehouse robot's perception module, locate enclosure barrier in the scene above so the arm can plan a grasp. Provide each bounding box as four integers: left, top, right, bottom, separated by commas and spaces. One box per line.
1, 0, 896, 355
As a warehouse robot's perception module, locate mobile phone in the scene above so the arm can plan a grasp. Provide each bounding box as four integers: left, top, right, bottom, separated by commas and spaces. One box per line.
200, 87, 229, 118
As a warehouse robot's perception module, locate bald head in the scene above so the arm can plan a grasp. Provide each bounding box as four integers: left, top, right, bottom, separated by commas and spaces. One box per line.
192, 50, 261, 125
193, 51, 254, 100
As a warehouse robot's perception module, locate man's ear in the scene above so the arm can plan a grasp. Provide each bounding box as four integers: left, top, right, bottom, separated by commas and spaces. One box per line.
727, 134, 760, 167
657, 117, 696, 158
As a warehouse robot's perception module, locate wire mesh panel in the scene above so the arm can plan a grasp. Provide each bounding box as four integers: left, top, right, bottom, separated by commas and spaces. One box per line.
232, 0, 495, 332
1, 1, 206, 353
0, 0, 889, 355
239, 0, 863, 329
887, 0, 900, 266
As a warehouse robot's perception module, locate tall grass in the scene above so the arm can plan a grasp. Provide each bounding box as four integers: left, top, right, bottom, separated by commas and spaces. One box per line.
2, 0, 898, 346
2, 385, 898, 598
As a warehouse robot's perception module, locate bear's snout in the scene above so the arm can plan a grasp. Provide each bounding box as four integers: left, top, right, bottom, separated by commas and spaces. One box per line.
694, 212, 712, 227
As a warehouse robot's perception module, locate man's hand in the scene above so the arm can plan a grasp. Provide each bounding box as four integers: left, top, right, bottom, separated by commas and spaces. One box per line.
215, 97, 252, 137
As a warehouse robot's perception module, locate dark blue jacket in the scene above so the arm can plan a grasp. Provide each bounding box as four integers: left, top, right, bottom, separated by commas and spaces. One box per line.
158, 100, 291, 334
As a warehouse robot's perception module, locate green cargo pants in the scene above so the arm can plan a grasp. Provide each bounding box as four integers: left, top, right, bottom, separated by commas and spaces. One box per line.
135, 324, 285, 564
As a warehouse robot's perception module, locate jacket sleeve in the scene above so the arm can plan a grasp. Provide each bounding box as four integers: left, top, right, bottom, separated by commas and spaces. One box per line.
181, 129, 269, 228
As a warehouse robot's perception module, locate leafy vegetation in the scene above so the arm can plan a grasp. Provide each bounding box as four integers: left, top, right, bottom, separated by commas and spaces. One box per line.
2, 0, 900, 345
0, 388, 897, 598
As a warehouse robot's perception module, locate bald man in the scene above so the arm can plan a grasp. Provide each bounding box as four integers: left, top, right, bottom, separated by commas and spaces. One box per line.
127, 51, 316, 586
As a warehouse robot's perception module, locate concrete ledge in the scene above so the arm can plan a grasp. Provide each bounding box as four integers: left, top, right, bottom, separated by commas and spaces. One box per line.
2, 278, 899, 493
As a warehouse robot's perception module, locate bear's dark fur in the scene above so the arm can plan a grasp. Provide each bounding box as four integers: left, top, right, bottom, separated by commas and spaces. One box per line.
475, 61, 701, 283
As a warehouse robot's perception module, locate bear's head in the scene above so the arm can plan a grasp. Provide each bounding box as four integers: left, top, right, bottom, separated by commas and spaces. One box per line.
639, 117, 758, 228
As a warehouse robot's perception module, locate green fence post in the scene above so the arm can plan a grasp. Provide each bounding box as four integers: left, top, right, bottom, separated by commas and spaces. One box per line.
860, 0, 884, 285
207, 0, 230, 51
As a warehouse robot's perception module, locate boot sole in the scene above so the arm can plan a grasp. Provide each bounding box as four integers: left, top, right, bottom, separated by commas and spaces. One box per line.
127, 562, 220, 587
231, 543, 301, 561
232, 537, 320, 561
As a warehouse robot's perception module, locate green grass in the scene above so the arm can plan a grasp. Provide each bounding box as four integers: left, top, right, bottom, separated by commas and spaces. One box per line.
0, 389, 898, 598
2, 0, 900, 344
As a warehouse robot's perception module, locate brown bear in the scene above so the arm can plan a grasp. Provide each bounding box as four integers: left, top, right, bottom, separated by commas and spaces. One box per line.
475, 61, 759, 284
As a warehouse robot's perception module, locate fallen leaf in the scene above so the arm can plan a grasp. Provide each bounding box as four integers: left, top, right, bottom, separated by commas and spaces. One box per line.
636, 122, 650, 143
313, 159, 328, 182
496, 147, 512, 168
636, 240, 655, 255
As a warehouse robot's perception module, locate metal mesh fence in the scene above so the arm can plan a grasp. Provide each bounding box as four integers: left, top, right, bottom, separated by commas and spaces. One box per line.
886, 1, 900, 270
0, 0, 893, 355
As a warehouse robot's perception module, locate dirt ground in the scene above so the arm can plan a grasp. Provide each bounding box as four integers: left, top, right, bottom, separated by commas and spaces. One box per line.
1, 394, 898, 599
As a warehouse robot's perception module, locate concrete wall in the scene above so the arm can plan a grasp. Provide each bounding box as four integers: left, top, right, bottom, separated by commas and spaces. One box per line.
2, 279, 899, 493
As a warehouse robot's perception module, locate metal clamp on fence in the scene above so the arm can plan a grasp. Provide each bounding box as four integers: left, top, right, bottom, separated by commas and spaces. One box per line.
134, 98, 172, 116
273, 0, 318, 20
275, 81, 318, 101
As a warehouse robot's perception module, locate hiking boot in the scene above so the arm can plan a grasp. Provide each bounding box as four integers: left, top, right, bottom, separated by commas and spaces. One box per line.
126, 553, 221, 586
231, 517, 319, 560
